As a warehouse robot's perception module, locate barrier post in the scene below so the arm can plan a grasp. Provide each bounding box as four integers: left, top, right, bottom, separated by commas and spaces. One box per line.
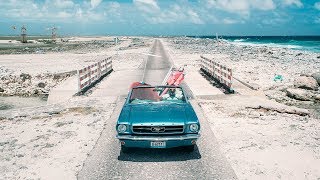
98, 61, 102, 78
77, 70, 81, 92
200, 55, 234, 93
88, 66, 91, 85
76, 57, 113, 93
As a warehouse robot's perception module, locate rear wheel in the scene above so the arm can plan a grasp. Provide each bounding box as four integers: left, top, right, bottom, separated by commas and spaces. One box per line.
121, 145, 130, 153
184, 145, 195, 152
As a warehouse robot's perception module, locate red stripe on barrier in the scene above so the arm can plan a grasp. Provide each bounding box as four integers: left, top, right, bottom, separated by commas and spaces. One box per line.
201, 56, 233, 90
78, 57, 113, 91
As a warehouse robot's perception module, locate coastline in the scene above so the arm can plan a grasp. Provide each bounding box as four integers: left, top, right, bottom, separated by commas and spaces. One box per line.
0, 36, 319, 179
163, 37, 320, 179
187, 35, 320, 53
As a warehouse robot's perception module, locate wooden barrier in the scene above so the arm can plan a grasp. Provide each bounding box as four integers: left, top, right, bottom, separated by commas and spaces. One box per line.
200, 55, 233, 93
77, 57, 112, 92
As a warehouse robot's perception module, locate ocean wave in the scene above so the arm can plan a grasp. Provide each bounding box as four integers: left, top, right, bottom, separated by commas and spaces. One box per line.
231, 41, 303, 50
233, 39, 246, 42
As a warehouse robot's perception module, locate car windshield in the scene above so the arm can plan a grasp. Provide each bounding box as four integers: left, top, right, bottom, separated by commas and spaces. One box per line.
129, 87, 186, 104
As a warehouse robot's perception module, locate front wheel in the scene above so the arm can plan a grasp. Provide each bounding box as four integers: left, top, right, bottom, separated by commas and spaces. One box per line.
121, 145, 130, 153
184, 145, 195, 152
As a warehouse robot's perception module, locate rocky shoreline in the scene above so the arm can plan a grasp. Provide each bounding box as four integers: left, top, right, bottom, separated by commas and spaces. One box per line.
0, 66, 74, 97
164, 37, 320, 179
165, 37, 320, 116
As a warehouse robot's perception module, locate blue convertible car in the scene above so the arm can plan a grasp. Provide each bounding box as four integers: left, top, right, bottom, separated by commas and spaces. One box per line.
116, 85, 200, 153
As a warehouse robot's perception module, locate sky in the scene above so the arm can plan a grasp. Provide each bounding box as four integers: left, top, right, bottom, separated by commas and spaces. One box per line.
0, 0, 320, 36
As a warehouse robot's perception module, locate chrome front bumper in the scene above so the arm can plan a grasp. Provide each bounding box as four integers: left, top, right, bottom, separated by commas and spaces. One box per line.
116, 134, 200, 141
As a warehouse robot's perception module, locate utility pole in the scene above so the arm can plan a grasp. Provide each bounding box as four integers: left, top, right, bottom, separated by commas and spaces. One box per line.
51, 27, 57, 41
11, 25, 17, 41
21, 25, 27, 43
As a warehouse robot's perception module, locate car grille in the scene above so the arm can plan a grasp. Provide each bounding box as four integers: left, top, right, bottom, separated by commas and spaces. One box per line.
132, 125, 184, 134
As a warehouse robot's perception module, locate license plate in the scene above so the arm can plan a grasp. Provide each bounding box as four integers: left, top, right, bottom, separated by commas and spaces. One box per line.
150, 141, 166, 148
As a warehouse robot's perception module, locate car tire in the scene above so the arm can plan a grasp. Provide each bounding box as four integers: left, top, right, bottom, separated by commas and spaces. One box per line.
184, 145, 195, 152
121, 145, 130, 153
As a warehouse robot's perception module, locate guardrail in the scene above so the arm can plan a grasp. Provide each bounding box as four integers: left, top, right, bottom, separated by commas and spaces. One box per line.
200, 55, 234, 93
77, 57, 113, 92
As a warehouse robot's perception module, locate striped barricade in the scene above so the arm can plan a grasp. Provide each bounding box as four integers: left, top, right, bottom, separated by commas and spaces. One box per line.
200, 55, 233, 93
100, 57, 112, 75
77, 57, 113, 92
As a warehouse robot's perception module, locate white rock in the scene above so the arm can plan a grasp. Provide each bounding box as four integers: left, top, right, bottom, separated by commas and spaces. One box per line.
311, 72, 320, 85
294, 76, 319, 90
286, 88, 314, 101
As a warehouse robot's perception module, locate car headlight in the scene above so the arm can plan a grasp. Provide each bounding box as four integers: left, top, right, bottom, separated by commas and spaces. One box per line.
117, 124, 127, 133
189, 124, 199, 132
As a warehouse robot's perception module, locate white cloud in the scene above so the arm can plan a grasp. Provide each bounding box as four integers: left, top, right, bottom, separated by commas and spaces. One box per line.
220, 17, 246, 24
52, 0, 74, 9
109, 2, 121, 9
206, 0, 276, 15
133, 0, 160, 13
134, 0, 159, 9
255, 0, 276, 11
223, 18, 239, 24
75, 8, 83, 19
315, 2, 320, 10
0, 0, 313, 30
187, 10, 204, 24
143, 4, 206, 24
104, 2, 121, 15
207, 0, 250, 14
91, 0, 102, 9
282, 0, 303, 7
56, 11, 73, 18
3, 0, 44, 20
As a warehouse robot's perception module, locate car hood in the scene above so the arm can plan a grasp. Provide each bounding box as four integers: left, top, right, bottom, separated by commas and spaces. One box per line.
129, 103, 187, 125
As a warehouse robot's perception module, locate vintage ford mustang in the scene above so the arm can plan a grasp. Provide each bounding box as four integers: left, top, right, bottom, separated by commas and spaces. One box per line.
116, 84, 200, 153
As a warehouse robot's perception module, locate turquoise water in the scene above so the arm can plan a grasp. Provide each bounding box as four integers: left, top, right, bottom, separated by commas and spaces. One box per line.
189, 36, 320, 53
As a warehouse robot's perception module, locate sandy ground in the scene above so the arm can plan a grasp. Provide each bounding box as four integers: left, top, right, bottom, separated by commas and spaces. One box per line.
0, 36, 152, 75
0, 36, 153, 179
199, 96, 320, 180
0, 37, 153, 97
0, 40, 21, 44
163, 38, 320, 180
0, 96, 116, 180
0, 40, 127, 75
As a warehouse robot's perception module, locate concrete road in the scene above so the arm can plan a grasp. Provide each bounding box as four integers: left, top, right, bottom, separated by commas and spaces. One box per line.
142, 39, 172, 85
77, 39, 237, 180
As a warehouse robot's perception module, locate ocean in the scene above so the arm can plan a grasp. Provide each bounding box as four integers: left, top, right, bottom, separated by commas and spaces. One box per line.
188, 36, 320, 53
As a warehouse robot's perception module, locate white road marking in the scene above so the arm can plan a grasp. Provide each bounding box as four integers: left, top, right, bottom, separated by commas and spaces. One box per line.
141, 53, 162, 58
141, 52, 150, 82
